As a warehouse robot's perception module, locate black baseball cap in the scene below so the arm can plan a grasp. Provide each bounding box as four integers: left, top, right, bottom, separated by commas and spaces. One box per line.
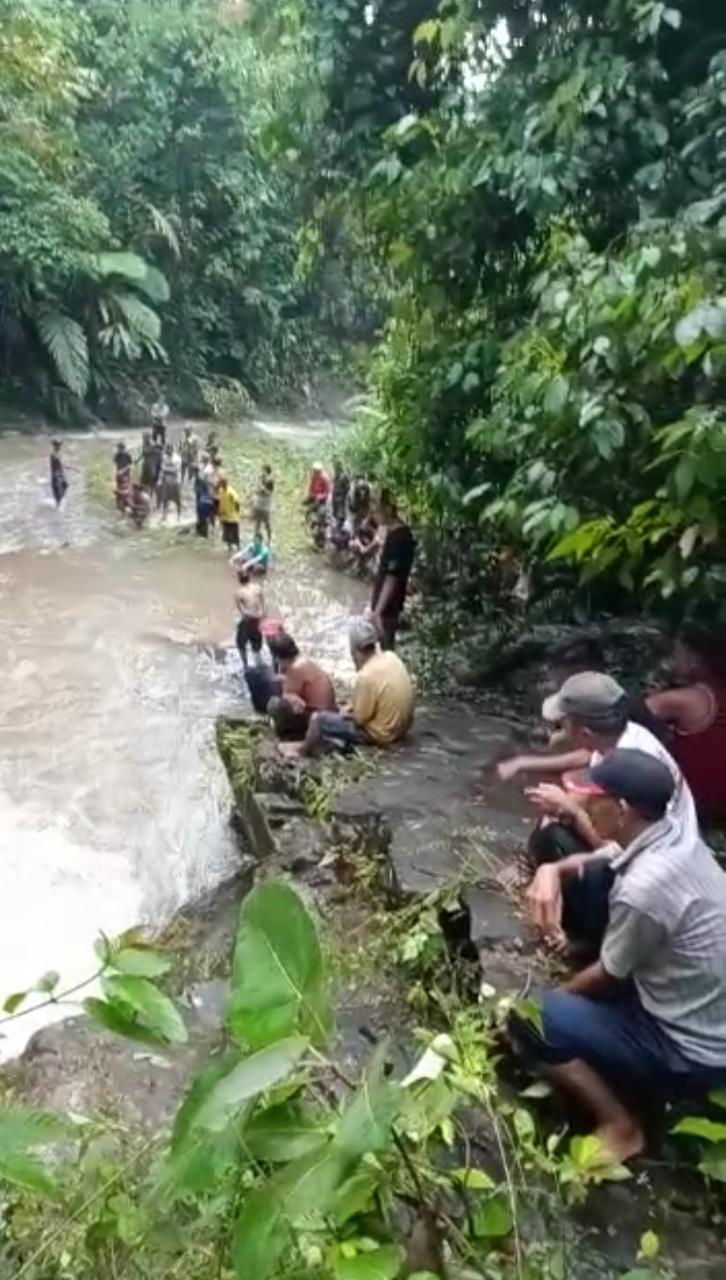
588, 748, 674, 818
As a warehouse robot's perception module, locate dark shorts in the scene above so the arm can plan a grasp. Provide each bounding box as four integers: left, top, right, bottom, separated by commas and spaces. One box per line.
510, 989, 726, 1099
222, 521, 240, 548
529, 823, 614, 952
244, 664, 281, 715
236, 615, 262, 654
316, 711, 369, 750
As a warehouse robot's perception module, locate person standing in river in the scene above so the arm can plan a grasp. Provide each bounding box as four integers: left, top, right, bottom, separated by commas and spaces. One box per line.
180, 425, 199, 487
159, 442, 182, 521
252, 464, 274, 542
217, 475, 241, 550
151, 394, 169, 445
49, 438, 68, 509
370, 489, 416, 650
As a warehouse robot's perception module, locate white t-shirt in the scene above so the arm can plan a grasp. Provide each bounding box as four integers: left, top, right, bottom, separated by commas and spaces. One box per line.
591, 721, 699, 841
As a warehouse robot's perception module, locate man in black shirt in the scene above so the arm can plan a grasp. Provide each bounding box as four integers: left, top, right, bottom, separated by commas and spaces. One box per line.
370, 490, 416, 650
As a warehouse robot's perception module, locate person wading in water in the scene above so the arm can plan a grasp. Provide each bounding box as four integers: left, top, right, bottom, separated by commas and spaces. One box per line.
49, 438, 68, 509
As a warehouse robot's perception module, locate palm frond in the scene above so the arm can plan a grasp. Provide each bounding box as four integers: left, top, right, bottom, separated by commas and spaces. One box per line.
145, 202, 181, 258
111, 291, 162, 343
35, 308, 89, 397
134, 265, 170, 305
92, 251, 148, 282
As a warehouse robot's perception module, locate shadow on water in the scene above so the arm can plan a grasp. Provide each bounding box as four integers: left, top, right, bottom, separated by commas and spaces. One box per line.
0, 425, 367, 1056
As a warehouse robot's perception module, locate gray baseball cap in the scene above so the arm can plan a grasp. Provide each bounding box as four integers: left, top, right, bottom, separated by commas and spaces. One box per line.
349, 616, 378, 651
541, 671, 627, 724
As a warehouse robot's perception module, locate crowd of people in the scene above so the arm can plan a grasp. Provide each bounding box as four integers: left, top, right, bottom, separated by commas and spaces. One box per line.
232, 461, 419, 758
48, 409, 726, 1167
496, 624, 726, 1162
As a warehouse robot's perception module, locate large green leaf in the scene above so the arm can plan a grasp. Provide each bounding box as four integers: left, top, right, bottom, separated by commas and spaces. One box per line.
35, 309, 89, 397
112, 292, 162, 343
232, 1188, 289, 1280
0, 1107, 72, 1150
0, 1152, 61, 1199
194, 1037, 309, 1132
135, 264, 171, 304
228, 881, 333, 1050
233, 1142, 349, 1280
333, 1244, 404, 1280
245, 1101, 330, 1162
112, 947, 172, 978
699, 1142, 726, 1183
672, 1116, 726, 1143
94, 251, 148, 281
100, 975, 187, 1045
335, 1044, 401, 1159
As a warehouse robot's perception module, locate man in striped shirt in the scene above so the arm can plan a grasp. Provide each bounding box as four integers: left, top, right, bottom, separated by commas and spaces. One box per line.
511, 749, 726, 1163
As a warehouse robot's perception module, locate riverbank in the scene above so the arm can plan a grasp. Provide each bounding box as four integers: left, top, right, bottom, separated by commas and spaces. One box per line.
4, 706, 723, 1279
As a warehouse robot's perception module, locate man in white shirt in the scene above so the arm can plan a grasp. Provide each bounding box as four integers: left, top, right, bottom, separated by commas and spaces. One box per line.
519, 671, 699, 953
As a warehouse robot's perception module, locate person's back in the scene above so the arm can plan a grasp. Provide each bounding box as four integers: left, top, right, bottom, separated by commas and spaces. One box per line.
605, 821, 726, 1066
353, 649, 414, 746
286, 656, 336, 712
607, 718, 698, 841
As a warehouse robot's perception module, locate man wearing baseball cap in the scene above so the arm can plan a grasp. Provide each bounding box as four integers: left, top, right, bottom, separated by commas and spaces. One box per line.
494, 673, 699, 934
511, 748, 726, 1163
285, 617, 414, 757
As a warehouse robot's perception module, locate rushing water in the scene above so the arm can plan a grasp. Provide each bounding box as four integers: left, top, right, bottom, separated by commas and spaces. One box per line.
0, 421, 366, 1058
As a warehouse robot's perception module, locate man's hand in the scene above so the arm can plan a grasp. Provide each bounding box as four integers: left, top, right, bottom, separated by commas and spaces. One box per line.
496, 757, 524, 784
525, 783, 579, 820
525, 863, 563, 937
284, 693, 306, 715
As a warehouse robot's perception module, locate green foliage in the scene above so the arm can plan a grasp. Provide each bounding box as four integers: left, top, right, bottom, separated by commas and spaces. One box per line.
328, 0, 726, 622
0, 880, 676, 1280
0, 0, 372, 415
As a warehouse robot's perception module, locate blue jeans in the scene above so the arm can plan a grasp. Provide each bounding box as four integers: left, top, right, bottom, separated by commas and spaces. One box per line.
316, 711, 369, 750
511, 989, 726, 1098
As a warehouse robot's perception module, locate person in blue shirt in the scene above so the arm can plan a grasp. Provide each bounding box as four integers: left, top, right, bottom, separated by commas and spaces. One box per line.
231, 533, 269, 576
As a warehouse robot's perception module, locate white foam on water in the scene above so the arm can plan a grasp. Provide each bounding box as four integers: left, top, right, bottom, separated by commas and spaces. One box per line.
0, 793, 143, 1060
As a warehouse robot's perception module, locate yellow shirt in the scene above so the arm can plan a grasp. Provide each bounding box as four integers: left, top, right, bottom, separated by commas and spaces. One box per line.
352, 651, 414, 746
218, 486, 240, 523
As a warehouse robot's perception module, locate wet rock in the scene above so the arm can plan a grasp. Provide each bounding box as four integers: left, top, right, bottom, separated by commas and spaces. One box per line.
256, 792, 305, 828
461, 884, 531, 951
275, 818, 327, 873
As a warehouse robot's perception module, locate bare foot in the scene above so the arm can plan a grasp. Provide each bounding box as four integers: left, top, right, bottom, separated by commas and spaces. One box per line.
593, 1118, 645, 1165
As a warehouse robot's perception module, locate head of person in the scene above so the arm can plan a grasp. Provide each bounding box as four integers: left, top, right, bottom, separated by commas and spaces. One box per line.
349, 617, 379, 670
218, 475, 228, 491
267, 631, 299, 673
670, 621, 726, 685
200, 451, 209, 466
236, 568, 250, 586
164, 442, 172, 456
312, 462, 323, 477
542, 672, 628, 752
52, 437, 62, 452
582, 748, 674, 846
262, 464, 272, 477
548, 635, 605, 689
376, 487, 399, 527
184, 425, 192, 436
333, 458, 343, 477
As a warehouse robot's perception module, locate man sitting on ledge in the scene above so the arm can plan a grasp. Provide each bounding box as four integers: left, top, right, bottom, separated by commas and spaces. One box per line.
510, 749, 726, 1163
283, 617, 414, 758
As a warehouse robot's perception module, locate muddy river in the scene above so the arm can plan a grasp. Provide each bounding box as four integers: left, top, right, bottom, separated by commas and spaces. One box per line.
0, 420, 365, 1058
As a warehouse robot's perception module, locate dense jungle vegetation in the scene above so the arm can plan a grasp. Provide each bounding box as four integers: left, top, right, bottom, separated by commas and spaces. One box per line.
1, 0, 725, 616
